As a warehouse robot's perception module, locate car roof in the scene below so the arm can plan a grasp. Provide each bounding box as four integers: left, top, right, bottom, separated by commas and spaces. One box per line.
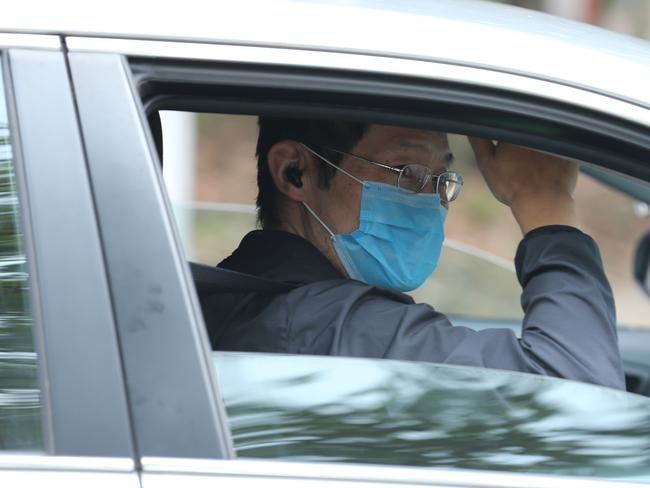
3, 0, 650, 108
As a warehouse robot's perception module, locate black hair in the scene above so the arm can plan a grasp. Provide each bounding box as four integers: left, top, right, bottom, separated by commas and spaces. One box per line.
256, 116, 369, 229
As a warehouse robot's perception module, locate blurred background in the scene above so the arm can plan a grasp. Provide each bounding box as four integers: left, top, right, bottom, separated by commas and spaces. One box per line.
162, 0, 650, 328
495, 0, 650, 40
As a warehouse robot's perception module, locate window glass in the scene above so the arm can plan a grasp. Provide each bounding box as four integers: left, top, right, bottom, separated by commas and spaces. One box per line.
161, 111, 650, 328
215, 351, 650, 481
0, 67, 42, 451
160, 110, 650, 476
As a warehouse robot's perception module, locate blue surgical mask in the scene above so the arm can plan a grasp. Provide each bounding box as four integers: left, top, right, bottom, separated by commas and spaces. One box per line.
303, 152, 447, 292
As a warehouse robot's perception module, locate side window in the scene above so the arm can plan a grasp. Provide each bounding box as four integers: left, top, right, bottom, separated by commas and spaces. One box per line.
156, 107, 650, 477
0, 65, 42, 451
161, 111, 258, 264
161, 111, 649, 328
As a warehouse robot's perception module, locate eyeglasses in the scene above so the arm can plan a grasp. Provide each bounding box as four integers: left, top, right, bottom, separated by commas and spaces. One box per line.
324, 148, 464, 203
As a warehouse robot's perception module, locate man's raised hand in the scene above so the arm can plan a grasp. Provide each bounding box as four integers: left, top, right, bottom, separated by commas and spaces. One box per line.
468, 138, 579, 235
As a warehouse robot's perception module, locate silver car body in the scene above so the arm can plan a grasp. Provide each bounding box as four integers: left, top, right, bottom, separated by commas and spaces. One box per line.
3, 0, 650, 106
1, 1, 650, 487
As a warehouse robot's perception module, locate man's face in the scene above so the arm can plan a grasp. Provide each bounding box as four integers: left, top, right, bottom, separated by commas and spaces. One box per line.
309, 125, 453, 235
300, 124, 452, 277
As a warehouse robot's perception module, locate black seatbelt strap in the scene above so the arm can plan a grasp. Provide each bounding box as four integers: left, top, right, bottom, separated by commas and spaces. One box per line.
189, 262, 297, 294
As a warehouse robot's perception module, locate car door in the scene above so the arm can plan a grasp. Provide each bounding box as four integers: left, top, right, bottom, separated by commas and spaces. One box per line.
63, 31, 650, 488
0, 35, 138, 486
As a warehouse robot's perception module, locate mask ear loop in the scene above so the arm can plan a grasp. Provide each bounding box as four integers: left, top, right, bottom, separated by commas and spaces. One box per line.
302, 202, 335, 237
300, 143, 363, 238
300, 143, 364, 185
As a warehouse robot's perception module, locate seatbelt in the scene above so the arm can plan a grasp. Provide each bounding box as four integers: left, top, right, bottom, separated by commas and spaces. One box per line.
189, 261, 297, 294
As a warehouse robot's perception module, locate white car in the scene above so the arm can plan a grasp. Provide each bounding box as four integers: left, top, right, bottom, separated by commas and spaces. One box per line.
1, 0, 650, 487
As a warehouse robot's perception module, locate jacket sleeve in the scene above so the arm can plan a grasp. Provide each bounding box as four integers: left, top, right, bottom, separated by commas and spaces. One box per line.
287, 226, 625, 390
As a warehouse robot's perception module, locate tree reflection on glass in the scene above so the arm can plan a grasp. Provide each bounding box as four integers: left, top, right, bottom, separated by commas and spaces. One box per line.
0, 107, 41, 451
215, 352, 650, 482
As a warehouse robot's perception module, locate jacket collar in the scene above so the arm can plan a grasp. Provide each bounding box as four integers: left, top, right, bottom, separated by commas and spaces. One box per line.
218, 230, 343, 284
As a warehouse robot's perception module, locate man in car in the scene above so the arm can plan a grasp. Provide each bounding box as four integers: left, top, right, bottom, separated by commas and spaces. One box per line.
201, 118, 624, 390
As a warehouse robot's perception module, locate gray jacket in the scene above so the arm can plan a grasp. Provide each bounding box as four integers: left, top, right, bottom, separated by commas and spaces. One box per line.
201, 226, 625, 389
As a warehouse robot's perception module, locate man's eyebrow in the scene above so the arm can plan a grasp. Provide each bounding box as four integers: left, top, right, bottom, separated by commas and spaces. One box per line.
395, 141, 454, 168
399, 140, 433, 151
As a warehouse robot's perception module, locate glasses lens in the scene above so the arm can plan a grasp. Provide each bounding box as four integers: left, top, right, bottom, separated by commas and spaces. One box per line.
398, 164, 431, 193
437, 172, 463, 202
398, 166, 463, 201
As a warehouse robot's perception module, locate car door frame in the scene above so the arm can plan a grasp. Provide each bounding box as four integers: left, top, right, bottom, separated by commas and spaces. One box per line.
0, 34, 139, 485
65, 35, 650, 487
65, 50, 234, 461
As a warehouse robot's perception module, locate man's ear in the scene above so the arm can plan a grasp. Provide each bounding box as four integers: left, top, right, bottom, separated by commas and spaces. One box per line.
267, 140, 311, 202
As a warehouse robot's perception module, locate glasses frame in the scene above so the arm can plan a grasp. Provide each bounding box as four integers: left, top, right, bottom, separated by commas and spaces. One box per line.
324, 147, 463, 202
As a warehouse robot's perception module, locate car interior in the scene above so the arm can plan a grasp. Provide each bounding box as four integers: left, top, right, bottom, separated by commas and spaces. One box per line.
137, 56, 650, 397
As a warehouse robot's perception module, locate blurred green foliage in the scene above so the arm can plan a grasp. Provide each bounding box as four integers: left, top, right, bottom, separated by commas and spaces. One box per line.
0, 118, 42, 451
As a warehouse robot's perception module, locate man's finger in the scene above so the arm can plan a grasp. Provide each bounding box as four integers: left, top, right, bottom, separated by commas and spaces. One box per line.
468, 137, 495, 164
